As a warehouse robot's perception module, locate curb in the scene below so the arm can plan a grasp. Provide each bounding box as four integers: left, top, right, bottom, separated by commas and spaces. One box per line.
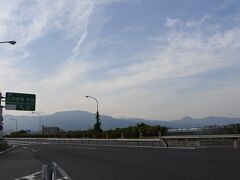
0, 145, 16, 156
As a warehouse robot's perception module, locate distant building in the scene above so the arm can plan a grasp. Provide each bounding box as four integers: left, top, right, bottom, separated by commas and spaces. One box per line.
42, 125, 63, 135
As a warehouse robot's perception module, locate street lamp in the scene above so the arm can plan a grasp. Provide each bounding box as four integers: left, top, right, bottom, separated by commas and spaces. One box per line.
32, 112, 42, 134
9, 119, 18, 132
85, 96, 102, 132
0, 40, 16, 141
0, 41, 16, 45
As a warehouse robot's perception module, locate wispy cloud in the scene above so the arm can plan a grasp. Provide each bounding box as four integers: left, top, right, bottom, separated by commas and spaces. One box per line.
76, 15, 240, 119
87, 20, 240, 92
165, 17, 182, 28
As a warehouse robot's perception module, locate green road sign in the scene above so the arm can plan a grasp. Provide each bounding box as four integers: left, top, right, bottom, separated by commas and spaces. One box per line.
5, 92, 36, 111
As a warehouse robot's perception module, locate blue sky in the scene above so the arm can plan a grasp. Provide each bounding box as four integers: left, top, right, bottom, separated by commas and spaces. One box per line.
1, 0, 240, 120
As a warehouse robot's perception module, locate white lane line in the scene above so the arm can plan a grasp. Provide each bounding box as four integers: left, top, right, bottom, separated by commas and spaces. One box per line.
41, 142, 50, 144
21, 147, 28, 149
31, 149, 37, 152
13, 143, 30, 146
15, 171, 42, 180
64, 144, 196, 150
95, 144, 196, 150
64, 145, 97, 150
52, 162, 72, 180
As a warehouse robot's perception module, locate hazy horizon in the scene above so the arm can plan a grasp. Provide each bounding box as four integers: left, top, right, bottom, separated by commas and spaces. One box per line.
3, 109, 240, 122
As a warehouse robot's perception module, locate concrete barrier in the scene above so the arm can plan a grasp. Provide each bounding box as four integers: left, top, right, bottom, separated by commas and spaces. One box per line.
5, 137, 168, 148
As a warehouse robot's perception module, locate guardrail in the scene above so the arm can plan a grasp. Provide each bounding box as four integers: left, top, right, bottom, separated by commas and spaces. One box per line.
162, 134, 240, 140
5, 134, 240, 148
5, 138, 168, 147
162, 134, 240, 149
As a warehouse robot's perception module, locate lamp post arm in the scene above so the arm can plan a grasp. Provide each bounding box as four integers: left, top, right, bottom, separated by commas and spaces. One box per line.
86, 96, 99, 112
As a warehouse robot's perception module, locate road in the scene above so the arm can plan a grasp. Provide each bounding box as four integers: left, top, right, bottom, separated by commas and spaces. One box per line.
0, 142, 240, 180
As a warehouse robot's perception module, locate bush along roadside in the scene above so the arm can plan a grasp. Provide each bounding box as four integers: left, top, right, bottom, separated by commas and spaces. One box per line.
5, 123, 167, 139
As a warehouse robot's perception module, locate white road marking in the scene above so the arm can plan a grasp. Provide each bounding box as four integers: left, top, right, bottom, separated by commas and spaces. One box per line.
41, 142, 50, 144
31, 149, 37, 152
15, 171, 41, 180
21, 147, 28, 149
52, 162, 72, 180
15, 162, 71, 180
13, 143, 30, 146
95, 144, 197, 150
64, 145, 97, 150
64, 144, 196, 150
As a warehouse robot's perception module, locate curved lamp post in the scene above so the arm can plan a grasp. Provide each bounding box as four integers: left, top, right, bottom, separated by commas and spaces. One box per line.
32, 112, 42, 134
86, 96, 99, 112
85, 96, 102, 132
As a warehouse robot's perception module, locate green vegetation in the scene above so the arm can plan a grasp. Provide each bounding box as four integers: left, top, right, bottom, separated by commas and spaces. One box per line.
8, 130, 28, 137
94, 111, 102, 133
105, 123, 166, 138
5, 123, 167, 139
223, 124, 240, 134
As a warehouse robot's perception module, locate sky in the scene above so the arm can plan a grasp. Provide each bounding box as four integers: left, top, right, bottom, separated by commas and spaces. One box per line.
1, 0, 240, 120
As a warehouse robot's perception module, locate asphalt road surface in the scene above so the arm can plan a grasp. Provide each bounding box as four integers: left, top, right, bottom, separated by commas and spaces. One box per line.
0, 142, 240, 180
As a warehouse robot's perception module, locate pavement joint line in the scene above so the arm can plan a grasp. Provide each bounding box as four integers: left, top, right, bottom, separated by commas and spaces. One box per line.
0, 145, 16, 156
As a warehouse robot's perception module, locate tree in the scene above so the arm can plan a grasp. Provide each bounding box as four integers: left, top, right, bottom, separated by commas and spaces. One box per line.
94, 111, 102, 132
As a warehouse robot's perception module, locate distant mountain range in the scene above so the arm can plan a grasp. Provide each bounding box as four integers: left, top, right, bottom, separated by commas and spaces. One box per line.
3, 110, 240, 132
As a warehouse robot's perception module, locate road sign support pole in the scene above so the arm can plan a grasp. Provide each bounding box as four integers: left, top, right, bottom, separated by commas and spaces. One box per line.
0, 92, 3, 143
